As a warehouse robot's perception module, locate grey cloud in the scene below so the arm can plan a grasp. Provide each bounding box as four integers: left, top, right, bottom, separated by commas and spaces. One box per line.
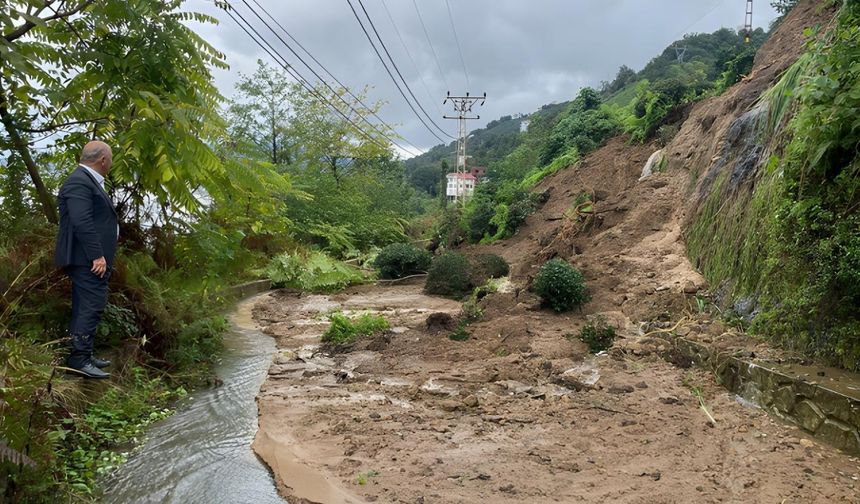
185, 0, 779, 155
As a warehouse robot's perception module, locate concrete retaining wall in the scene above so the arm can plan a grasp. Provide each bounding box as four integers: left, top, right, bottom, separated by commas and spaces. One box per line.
670, 337, 860, 454
227, 279, 272, 299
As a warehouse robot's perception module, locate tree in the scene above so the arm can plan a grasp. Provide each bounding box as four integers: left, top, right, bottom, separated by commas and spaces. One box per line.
288, 84, 394, 183
227, 60, 294, 166
0, 0, 240, 224
771, 0, 799, 15
602, 65, 637, 95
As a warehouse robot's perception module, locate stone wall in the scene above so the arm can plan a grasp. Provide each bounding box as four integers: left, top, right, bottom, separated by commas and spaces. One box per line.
670, 337, 860, 455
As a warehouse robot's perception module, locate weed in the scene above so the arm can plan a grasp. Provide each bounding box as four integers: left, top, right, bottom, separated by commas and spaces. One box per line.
322, 312, 390, 345
449, 321, 471, 342
579, 317, 616, 353
356, 470, 379, 485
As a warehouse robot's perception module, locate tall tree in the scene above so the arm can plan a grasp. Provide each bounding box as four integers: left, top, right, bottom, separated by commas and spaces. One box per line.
288, 84, 395, 183
0, 0, 257, 225
227, 60, 294, 166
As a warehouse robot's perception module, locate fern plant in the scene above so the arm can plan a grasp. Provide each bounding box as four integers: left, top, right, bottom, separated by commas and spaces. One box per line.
266, 251, 367, 292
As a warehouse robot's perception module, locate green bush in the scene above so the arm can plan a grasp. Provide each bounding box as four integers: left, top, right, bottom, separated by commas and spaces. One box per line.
372, 243, 432, 279
425, 252, 473, 298
578, 317, 616, 353
472, 253, 510, 280
168, 316, 228, 369
321, 312, 390, 345
466, 196, 498, 243
533, 258, 590, 312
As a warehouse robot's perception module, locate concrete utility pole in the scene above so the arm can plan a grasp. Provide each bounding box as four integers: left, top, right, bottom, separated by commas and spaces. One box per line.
443, 91, 485, 205
744, 0, 754, 43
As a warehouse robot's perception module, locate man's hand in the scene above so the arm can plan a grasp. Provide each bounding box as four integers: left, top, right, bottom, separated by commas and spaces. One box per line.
91, 257, 107, 278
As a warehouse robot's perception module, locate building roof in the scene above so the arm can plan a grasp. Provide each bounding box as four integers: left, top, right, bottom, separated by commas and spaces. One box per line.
446, 172, 477, 180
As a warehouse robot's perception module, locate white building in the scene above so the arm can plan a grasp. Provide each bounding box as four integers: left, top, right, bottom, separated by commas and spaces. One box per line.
446, 172, 477, 201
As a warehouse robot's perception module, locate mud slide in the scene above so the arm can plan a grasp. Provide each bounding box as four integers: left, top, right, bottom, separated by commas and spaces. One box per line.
250, 282, 859, 503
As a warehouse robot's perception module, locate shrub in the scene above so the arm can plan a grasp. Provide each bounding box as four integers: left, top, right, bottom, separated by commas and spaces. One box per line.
472, 253, 510, 280
533, 258, 590, 312
168, 316, 228, 369
321, 312, 390, 345
373, 243, 432, 279
466, 197, 498, 243
425, 252, 473, 298
578, 317, 616, 353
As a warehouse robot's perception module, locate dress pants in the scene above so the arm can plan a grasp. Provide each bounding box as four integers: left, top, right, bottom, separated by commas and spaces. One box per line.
66, 265, 110, 368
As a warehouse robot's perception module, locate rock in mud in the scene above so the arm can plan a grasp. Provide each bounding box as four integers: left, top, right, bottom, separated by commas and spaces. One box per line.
426, 312, 456, 333
608, 384, 635, 394
439, 399, 462, 412
683, 281, 700, 294
462, 395, 479, 408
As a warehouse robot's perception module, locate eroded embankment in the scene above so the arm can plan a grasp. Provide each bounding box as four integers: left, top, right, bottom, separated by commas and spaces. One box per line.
251, 282, 859, 503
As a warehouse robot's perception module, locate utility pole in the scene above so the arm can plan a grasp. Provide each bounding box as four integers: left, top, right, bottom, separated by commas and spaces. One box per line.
672, 45, 687, 64
443, 91, 485, 205
744, 0, 754, 43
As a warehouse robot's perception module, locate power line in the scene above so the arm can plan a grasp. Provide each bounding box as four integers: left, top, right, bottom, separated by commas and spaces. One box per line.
354, 0, 453, 139
245, 0, 425, 155
346, 0, 454, 142
443, 0, 470, 90
237, 0, 423, 156
218, 2, 403, 156
378, 0, 444, 118
411, 0, 449, 93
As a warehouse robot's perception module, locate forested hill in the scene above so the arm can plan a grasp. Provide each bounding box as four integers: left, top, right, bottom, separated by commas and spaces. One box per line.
404, 25, 768, 195
403, 102, 568, 194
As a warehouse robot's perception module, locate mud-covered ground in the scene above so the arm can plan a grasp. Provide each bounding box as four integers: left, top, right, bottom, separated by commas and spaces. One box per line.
251, 282, 859, 504
248, 4, 857, 502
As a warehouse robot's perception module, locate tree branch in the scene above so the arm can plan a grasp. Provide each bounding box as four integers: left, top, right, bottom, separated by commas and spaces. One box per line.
3, 0, 94, 43
20, 116, 107, 134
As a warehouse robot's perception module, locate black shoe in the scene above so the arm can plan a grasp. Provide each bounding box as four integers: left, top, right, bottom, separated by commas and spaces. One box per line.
90, 356, 111, 368
69, 363, 110, 379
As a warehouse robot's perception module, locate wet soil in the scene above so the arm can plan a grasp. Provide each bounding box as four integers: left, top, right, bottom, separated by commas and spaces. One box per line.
249, 3, 859, 502
251, 282, 860, 504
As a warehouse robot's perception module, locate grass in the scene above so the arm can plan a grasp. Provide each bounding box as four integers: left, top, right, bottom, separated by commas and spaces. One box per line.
321, 312, 390, 345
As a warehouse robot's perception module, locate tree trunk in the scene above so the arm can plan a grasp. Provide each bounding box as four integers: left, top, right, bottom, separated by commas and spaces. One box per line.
0, 82, 57, 224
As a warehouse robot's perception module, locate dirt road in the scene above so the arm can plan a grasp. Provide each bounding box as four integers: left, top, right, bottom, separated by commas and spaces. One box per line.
251, 282, 859, 504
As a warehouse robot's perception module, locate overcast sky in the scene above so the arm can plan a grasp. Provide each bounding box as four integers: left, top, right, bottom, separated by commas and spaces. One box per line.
184, 0, 779, 157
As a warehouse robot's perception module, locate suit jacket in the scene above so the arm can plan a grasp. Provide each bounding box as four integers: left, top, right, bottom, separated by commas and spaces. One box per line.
54, 166, 119, 267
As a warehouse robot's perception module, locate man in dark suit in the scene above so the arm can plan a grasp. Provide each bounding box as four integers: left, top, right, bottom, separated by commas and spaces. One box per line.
55, 141, 119, 379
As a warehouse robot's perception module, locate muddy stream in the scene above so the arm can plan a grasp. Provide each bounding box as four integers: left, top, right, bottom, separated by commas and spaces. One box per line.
102, 294, 284, 503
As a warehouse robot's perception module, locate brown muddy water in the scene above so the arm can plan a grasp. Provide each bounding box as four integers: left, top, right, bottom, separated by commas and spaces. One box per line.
102, 294, 284, 504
